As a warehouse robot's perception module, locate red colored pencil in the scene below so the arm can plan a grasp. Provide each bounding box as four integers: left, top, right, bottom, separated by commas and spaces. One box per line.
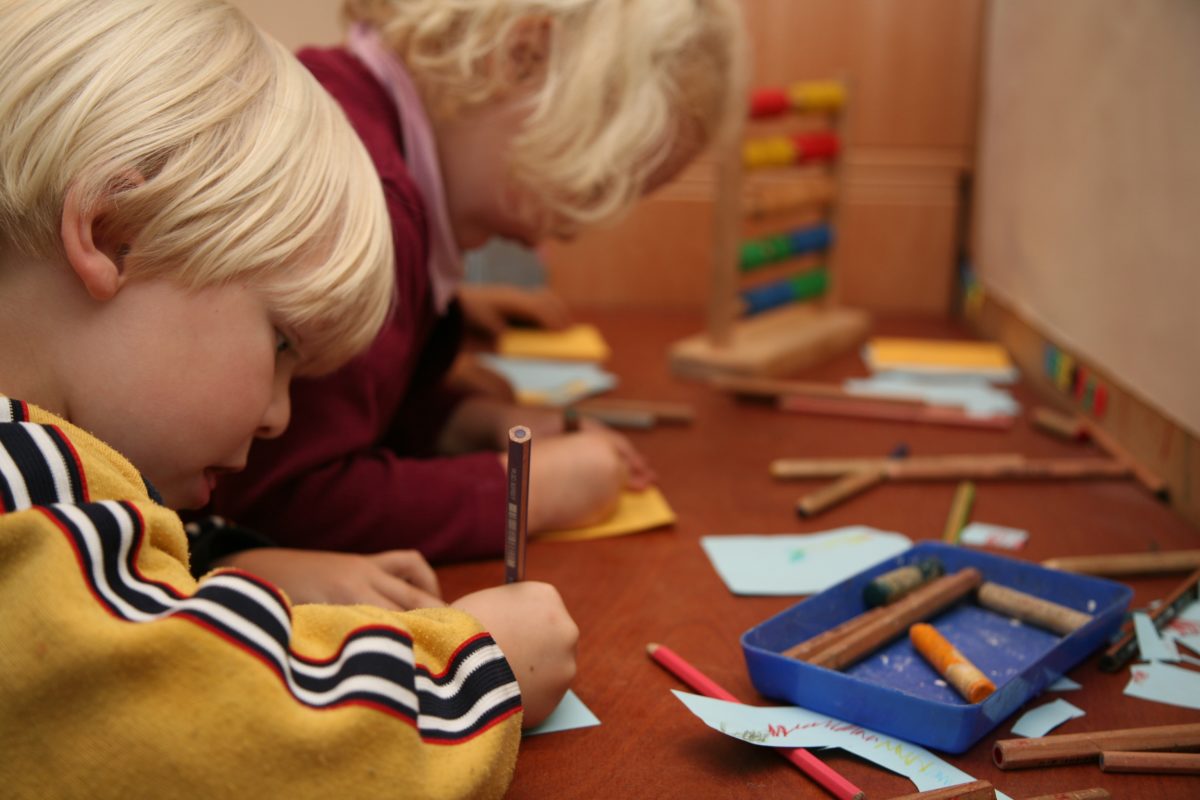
647, 643, 864, 800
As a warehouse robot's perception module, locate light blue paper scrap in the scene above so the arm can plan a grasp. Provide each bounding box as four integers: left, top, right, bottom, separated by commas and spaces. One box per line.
1133, 611, 1179, 662
671, 691, 995, 794
1173, 635, 1200, 657
1010, 698, 1085, 738
523, 690, 600, 737
845, 371, 1020, 413
700, 526, 912, 596
1125, 661, 1200, 710
1047, 676, 1082, 692
478, 354, 617, 406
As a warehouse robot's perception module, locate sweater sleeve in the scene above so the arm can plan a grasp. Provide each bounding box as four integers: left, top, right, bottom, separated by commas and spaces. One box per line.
0, 411, 521, 798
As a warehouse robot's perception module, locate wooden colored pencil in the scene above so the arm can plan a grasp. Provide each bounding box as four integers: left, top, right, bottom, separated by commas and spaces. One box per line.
646, 643, 864, 800
942, 481, 975, 543
888, 780, 996, 800
992, 722, 1200, 770
795, 468, 884, 517
884, 457, 1130, 482
1019, 790, 1110, 800
504, 426, 531, 583
779, 393, 1014, 429
808, 568, 984, 670
771, 453, 1026, 480
976, 582, 1093, 636
1099, 566, 1200, 671
576, 405, 656, 429
909, 623, 995, 703
1043, 549, 1200, 577
1099, 750, 1200, 775
782, 604, 893, 661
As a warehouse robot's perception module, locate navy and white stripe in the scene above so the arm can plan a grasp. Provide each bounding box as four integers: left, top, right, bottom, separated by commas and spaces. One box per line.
38, 499, 520, 741
0, 421, 86, 511
0, 398, 27, 423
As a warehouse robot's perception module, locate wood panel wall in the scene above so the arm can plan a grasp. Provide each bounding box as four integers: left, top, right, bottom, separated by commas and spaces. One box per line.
545, 0, 985, 314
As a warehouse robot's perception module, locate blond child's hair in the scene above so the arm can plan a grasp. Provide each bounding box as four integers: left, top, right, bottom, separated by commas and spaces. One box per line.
344, 0, 747, 233
0, 0, 394, 376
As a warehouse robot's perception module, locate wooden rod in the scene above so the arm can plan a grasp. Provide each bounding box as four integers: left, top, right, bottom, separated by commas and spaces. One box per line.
807, 568, 983, 670
993, 723, 1200, 770
771, 453, 1026, 480
711, 374, 927, 405
795, 469, 884, 517
888, 780, 995, 800
1019, 790, 1110, 800
574, 397, 694, 425
1043, 549, 1200, 577
1099, 750, 1200, 775
976, 582, 1093, 636
884, 458, 1131, 482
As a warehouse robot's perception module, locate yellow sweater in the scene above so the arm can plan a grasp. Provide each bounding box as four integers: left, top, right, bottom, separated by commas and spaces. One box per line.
0, 398, 521, 798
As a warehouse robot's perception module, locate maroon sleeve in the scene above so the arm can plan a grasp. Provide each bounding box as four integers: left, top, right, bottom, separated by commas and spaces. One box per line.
209, 47, 507, 563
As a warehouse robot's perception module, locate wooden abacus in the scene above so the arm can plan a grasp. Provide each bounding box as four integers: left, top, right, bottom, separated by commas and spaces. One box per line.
670, 79, 870, 379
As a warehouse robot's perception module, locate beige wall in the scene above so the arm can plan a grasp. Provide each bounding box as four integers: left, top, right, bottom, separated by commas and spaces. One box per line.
975, 0, 1200, 436
229, 0, 342, 49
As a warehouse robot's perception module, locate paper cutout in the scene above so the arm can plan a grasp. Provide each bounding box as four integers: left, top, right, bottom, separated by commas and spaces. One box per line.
1010, 698, 1085, 738
523, 690, 601, 737
537, 486, 675, 542
1132, 611, 1180, 661
845, 372, 1020, 418
958, 522, 1029, 551
671, 691, 985, 793
700, 527, 912, 596
862, 338, 1017, 382
498, 323, 611, 362
477, 354, 616, 407
1047, 676, 1082, 692
1125, 661, 1200, 710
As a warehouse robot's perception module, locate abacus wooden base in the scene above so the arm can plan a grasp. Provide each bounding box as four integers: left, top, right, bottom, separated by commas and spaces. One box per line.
668, 304, 870, 380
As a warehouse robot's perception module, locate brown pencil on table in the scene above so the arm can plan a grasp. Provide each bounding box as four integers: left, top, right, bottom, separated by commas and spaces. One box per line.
1043, 549, 1200, 577
993, 722, 1200, 770
1019, 790, 1110, 800
941, 481, 974, 543
778, 393, 1014, 429
1099, 750, 1200, 775
771, 453, 1026, 480
887, 780, 996, 800
795, 468, 884, 517
807, 568, 983, 670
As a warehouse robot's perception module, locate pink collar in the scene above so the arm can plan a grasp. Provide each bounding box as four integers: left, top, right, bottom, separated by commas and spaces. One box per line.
347, 23, 462, 314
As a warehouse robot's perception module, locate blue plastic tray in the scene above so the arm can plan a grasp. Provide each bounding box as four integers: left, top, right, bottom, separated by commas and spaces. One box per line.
740, 542, 1131, 753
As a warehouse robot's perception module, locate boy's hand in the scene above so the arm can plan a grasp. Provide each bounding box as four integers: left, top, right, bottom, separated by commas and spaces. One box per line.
452, 582, 578, 728
214, 548, 444, 610
458, 285, 572, 338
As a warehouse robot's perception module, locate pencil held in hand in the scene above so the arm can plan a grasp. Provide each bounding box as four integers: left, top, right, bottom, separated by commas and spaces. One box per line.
910, 623, 995, 703
505, 426, 531, 583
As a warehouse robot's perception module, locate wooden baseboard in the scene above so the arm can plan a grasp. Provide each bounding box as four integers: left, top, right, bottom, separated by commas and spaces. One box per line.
968, 292, 1200, 528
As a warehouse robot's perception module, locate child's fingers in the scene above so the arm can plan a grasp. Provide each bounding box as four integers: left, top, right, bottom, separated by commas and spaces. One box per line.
372, 550, 442, 599
371, 574, 447, 611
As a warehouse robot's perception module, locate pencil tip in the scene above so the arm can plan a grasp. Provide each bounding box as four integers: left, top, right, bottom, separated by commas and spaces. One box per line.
646, 643, 659, 655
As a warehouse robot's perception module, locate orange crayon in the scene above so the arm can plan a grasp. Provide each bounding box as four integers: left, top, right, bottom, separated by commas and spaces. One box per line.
910, 623, 996, 703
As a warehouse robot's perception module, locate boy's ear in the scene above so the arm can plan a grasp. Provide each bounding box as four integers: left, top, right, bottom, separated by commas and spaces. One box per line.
60, 181, 138, 301
506, 16, 551, 85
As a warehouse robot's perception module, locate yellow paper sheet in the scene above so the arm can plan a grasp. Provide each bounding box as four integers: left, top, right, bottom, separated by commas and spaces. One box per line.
865, 337, 1014, 371
497, 324, 611, 362
537, 486, 675, 542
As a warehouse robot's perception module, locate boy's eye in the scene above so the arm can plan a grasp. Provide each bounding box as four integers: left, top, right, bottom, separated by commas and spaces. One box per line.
275, 330, 291, 355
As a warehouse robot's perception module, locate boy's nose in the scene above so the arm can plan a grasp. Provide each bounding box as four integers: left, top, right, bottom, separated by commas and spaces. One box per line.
257, 379, 291, 439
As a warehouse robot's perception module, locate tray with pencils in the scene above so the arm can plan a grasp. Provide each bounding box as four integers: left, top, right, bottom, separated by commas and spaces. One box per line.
741, 542, 1132, 753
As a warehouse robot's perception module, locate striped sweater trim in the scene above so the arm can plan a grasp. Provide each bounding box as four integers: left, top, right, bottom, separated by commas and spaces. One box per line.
0, 420, 88, 511
37, 499, 521, 742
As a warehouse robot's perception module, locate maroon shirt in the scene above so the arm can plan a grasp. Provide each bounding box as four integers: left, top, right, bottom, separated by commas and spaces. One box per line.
211, 47, 507, 563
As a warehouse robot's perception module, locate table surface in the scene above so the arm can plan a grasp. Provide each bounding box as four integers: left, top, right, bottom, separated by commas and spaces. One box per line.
438, 309, 1199, 800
